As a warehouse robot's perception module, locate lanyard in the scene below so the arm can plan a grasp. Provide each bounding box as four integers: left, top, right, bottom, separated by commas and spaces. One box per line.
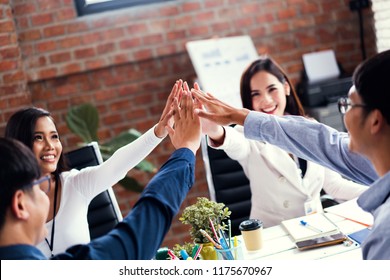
45, 176, 59, 258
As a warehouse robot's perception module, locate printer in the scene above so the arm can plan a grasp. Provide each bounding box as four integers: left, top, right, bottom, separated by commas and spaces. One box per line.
297, 75, 352, 107
297, 50, 352, 107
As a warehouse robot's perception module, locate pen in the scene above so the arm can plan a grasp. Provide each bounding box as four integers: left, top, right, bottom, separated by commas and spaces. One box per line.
209, 217, 219, 241
168, 250, 180, 260
233, 236, 238, 260
200, 229, 222, 249
192, 244, 202, 260
191, 244, 199, 258
228, 219, 232, 248
180, 249, 190, 260
219, 234, 234, 260
219, 228, 229, 249
300, 220, 323, 233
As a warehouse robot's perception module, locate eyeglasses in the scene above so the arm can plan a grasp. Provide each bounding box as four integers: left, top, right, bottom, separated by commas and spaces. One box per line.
338, 97, 369, 114
22, 175, 51, 194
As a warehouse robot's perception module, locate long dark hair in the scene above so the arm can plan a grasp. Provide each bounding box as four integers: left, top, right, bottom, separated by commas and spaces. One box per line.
240, 56, 305, 116
353, 50, 390, 124
4, 107, 68, 178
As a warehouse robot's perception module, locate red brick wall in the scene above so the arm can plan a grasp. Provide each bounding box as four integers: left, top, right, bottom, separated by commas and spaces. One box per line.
1, 0, 377, 249
0, 0, 31, 126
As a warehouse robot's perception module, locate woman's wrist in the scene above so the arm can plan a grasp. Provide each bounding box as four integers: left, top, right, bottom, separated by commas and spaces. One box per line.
154, 123, 166, 139
208, 126, 225, 146
234, 108, 250, 125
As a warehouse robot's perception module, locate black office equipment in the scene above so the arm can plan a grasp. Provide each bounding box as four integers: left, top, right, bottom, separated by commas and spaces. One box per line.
64, 142, 123, 240
297, 76, 352, 108
201, 136, 252, 237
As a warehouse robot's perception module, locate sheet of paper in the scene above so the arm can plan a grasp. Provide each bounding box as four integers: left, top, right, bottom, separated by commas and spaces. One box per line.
186, 36, 258, 108
302, 50, 340, 83
325, 198, 373, 226
281, 213, 340, 242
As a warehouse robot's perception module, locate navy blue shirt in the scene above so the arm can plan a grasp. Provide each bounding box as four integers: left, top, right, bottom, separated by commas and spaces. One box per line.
0, 148, 195, 260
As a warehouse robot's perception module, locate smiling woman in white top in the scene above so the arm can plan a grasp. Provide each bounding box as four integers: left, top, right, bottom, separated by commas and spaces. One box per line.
200, 57, 367, 227
191, 49, 390, 259
4, 80, 183, 257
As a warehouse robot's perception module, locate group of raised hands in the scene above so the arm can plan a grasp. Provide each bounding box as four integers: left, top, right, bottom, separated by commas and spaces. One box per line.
155, 79, 251, 154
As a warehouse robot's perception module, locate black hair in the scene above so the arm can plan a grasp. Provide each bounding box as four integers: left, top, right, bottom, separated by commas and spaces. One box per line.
240, 56, 305, 116
353, 49, 390, 124
0, 138, 41, 229
4, 107, 68, 176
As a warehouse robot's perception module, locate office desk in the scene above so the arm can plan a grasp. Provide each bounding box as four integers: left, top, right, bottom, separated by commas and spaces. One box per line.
239, 213, 368, 260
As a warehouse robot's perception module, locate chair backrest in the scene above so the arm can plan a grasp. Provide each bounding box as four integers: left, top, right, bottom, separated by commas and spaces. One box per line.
64, 142, 123, 240
201, 136, 252, 236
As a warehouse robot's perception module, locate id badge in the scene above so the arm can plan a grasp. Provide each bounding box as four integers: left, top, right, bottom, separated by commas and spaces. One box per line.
304, 197, 323, 215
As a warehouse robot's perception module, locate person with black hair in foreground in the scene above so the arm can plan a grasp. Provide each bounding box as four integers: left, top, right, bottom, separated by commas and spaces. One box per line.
0, 91, 201, 260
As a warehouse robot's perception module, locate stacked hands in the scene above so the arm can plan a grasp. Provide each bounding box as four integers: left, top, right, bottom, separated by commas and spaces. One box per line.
164, 79, 249, 153
161, 79, 202, 155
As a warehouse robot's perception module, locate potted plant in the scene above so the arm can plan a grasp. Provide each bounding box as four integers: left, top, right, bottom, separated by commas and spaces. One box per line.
179, 197, 231, 260
172, 242, 195, 259
66, 103, 156, 192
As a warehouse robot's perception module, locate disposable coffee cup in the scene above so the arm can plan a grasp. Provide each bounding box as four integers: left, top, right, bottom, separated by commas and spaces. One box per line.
239, 219, 263, 251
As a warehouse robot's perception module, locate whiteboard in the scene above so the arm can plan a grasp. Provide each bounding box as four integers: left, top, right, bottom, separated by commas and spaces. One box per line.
186, 36, 258, 108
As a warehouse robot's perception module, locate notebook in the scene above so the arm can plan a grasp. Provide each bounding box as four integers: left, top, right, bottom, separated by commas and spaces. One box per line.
281, 213, 340, 242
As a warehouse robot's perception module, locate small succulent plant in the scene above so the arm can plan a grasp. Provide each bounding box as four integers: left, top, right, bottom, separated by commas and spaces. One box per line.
179, 197, 231, 244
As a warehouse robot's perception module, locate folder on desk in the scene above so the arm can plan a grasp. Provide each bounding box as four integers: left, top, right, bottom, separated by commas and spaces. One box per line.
325, 198, 373, 226
348, 228, 371, 244
281, 213, 340, 242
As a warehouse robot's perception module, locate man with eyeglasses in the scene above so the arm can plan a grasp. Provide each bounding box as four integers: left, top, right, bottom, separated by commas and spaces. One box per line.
0, 92, 202, 260
191, 49, 390, 260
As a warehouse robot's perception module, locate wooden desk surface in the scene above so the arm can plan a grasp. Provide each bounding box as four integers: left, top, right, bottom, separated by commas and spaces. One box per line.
238, 213, 367, 260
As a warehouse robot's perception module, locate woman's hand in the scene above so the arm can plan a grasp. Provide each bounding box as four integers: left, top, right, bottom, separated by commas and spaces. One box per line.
191, 83, 225, 144
191, 89, 250, 127
154, 80, 183, 138
167, 90, 201, 155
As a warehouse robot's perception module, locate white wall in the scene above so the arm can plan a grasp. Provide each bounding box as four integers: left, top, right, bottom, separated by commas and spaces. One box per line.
372, 0, 390, 52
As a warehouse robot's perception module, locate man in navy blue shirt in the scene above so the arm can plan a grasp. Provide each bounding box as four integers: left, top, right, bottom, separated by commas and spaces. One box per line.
0, 92, 201, 260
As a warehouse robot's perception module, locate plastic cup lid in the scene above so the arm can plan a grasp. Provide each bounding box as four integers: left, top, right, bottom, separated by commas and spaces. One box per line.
239, 219, 263, 231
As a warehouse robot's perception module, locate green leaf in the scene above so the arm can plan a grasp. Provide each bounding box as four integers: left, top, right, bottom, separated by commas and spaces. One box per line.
100, 147, 155, 173
66, 103, 156, 193
102, 129, 142, 153
180, 197, 230, 243
135, 160, 156, 173
118, 176, 144, 193
66, 104, 99, 142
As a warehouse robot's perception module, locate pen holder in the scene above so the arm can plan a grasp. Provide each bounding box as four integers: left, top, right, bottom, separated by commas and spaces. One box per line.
198, 242, 218, 260
215, 240, 243, 260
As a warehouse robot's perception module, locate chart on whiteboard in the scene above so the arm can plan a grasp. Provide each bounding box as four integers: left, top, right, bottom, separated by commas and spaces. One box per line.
186, 36, 258, 108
